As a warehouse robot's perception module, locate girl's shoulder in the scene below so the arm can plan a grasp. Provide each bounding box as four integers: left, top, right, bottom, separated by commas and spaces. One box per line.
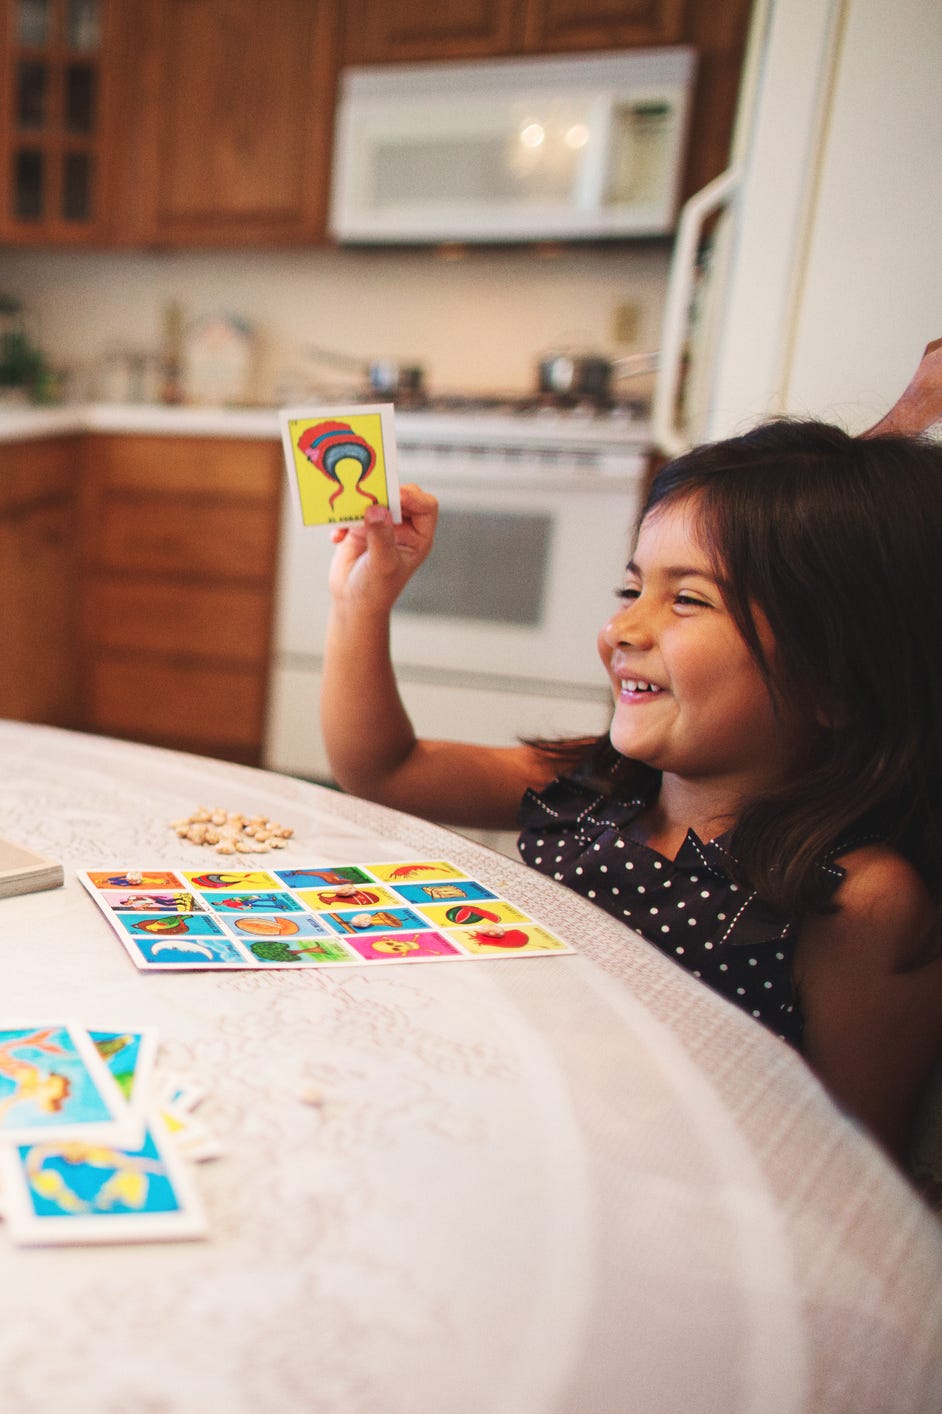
810, 841, 937, 971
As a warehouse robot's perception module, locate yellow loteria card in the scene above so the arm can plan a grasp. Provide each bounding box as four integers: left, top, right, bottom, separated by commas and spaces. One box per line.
279, 403, 401, 528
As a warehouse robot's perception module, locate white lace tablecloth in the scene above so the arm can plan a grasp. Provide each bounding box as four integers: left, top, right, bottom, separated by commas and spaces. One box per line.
0, 721, 940, 1414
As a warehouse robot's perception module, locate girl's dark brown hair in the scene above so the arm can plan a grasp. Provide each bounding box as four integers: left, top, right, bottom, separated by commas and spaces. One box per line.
535, 420, 942, 922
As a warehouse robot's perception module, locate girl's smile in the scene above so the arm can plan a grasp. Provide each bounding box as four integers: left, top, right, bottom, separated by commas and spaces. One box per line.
598, 496, 807, 800
616, 678, 664, 698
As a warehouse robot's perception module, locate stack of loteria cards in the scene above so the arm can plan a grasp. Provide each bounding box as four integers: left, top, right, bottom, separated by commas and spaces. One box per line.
0, 1021, 215, 1246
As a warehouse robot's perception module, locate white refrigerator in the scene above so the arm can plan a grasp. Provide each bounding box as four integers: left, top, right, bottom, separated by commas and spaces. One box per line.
653, 0, 942, 454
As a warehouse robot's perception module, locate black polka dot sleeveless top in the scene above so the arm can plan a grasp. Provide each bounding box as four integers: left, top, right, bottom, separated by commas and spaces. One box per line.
517, 775, 847, 1049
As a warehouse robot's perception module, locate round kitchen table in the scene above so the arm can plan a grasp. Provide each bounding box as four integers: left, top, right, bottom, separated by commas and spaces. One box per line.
0, 721, 940, 1414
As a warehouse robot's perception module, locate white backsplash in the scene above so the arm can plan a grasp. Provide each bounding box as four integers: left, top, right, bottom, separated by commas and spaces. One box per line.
1, 244, 669, 405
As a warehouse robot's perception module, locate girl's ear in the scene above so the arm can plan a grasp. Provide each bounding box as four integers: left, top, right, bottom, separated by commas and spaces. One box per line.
814, 698, 846, 729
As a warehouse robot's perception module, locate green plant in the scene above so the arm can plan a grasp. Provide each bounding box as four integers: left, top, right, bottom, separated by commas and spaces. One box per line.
0, 295, 48, 392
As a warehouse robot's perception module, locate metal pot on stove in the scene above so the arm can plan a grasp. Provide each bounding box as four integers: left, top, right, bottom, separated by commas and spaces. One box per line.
366, 361, 425, 398
537, 353, 613, 400
537, 349, 660, 403
304, 344, 426, 401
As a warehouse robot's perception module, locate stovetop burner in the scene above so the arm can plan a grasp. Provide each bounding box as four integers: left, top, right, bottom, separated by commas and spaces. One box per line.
389, 390, 649, 421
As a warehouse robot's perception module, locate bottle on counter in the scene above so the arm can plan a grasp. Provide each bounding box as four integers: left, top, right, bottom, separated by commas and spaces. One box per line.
160, 300, 184, 405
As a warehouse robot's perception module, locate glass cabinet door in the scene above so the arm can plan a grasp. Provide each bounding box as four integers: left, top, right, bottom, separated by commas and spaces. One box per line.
5, 0, 108, 236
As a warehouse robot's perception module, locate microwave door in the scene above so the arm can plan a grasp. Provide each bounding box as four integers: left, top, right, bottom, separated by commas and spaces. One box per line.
570, 94, 612, 214
334, 98, 540, 241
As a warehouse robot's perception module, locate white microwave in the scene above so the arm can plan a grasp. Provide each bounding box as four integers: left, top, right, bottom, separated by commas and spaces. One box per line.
329, 48, 696, 244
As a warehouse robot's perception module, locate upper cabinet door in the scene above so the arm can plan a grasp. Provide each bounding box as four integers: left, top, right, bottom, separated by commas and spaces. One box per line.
521, 0, 685, 53
343, 0, 685, 63
0, 0, 121, 243
118, 0, 340, 245
342, 0, 522, 63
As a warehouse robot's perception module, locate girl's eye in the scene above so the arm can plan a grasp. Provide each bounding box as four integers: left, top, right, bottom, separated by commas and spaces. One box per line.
615, 585, 640, 601
675, 592, 708, 608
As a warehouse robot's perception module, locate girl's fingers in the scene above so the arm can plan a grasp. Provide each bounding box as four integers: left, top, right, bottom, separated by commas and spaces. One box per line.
399, 483, 439, 521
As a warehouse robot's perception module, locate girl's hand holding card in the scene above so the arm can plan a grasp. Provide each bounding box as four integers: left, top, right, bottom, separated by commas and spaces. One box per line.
328, 485, 440, 614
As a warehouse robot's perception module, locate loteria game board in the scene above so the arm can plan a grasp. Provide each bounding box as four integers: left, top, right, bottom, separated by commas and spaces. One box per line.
78, 861, 574, 971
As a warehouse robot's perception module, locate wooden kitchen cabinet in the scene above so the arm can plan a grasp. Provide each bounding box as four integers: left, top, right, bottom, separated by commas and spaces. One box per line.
3, 0, 752, 249
113, 0, 340, 246
0, 436, 81, 723
77, 435, 282, 764
521, 0, 685, 52
678, 0, 754, 203
341, 0, 524, 62
342, 0, 684, 63
0, 0, 126, 243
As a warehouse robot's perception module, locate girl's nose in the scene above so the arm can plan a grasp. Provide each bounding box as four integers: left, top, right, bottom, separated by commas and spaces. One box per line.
600, 596, 650, 649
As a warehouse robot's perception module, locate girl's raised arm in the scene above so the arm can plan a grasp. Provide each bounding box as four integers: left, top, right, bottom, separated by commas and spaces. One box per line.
320, 484, 556, 828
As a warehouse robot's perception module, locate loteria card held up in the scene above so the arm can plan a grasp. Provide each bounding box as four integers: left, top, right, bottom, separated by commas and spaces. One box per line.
279, 402, 401, 528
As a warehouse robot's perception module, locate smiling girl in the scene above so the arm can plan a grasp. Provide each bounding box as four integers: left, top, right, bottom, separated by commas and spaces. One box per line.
321, 408, 942, 1161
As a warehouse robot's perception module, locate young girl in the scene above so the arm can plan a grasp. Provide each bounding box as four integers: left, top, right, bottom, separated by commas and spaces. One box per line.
321, 391, 942, 1164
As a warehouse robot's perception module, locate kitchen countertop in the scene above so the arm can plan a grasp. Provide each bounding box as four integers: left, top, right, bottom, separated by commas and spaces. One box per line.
0, 402, 655, 449
0, 402, 283, 443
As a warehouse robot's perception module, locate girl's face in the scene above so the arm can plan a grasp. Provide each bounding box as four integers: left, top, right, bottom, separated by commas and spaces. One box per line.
598, 496, 810, 795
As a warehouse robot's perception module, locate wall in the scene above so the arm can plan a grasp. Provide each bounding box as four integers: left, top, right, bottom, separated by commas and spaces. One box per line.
784, 0, 942, 419
0, 244, 670, 405
702, 0, 942, 439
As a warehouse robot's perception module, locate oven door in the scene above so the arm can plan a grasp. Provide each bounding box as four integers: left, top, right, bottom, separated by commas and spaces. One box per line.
265, 456, 646, 779
388, 474, 640, 686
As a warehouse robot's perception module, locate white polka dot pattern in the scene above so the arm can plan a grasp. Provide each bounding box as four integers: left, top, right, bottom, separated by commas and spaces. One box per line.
519, 777, 804, 1046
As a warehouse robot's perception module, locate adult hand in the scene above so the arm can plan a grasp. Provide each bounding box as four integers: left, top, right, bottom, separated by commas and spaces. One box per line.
862, 337, 942, 437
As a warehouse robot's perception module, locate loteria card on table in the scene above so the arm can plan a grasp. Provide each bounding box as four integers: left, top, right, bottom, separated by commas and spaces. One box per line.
0, 1022, 144, 1148
279, 402, 401, 528
0, 1113, 207, 1246
0, 1023, 211, 1246
88, 1027, 159, 1141
78, 861, 575, 971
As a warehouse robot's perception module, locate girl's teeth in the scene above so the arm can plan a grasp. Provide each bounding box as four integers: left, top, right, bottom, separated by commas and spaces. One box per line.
623, 679, 660, 693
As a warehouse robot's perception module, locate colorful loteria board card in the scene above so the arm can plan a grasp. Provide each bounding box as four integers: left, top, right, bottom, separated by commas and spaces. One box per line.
0, 1113, 207, 1246
0, 1021, 143, 1148
279, 402, 401, 528
79, 861, 575, 971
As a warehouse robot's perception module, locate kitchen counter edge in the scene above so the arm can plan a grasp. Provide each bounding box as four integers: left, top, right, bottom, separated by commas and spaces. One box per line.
0, 404, 283, 444
0, 403, 656, 450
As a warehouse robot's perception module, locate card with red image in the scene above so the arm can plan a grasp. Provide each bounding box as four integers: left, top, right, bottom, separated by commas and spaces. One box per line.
279, 403, 401, 528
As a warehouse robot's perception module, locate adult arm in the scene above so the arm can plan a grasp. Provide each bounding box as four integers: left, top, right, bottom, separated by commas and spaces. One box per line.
320, 485, 555, 827
861, 337, 942, 437
793, 844, 942, 1161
